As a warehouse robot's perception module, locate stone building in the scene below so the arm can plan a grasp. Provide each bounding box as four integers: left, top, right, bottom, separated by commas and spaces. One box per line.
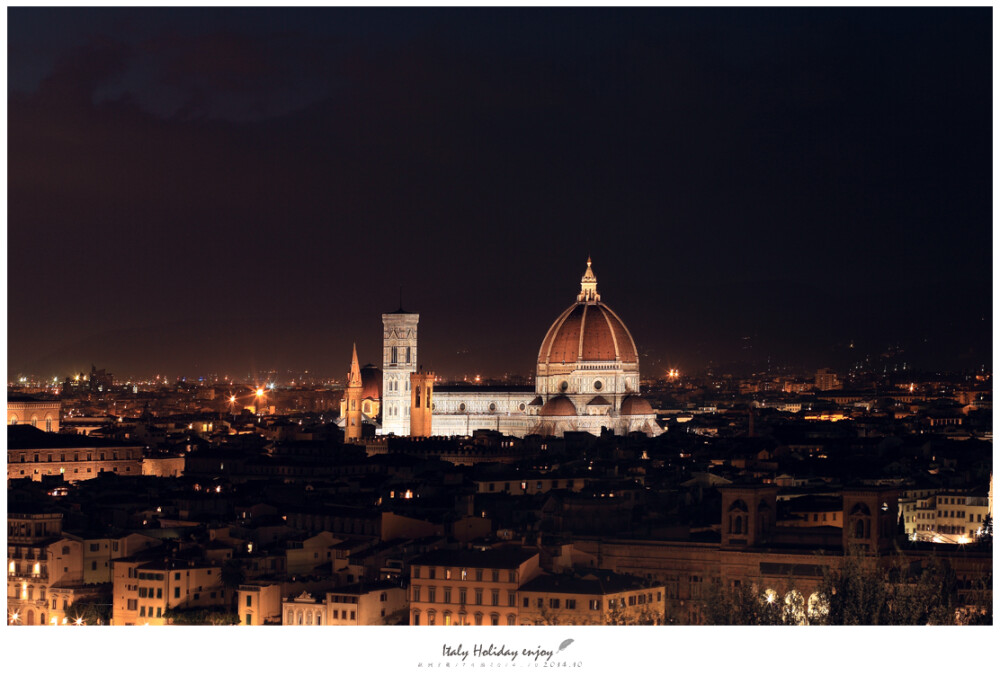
7, 394, 60, 432
375, 260, 661, 439
7, 425, 144, 482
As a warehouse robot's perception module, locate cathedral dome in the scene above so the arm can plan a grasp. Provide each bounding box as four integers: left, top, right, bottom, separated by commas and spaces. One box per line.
540, 396, 578, 417
620, 395, 653, 416
537, 259, 638, 366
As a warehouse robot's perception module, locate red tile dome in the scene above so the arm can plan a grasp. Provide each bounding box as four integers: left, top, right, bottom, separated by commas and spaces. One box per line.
539, 396, 578, 417
537, 259, 638, 367
538, 300, 638, 365
620, 395, 654, 416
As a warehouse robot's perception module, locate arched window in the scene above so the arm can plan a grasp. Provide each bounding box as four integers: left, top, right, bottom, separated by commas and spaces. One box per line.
31, 417, 38, 427
850, 503, 871, 539
45, 418, 52, 433
728, 499, 748, 536
10, 416, 16, 425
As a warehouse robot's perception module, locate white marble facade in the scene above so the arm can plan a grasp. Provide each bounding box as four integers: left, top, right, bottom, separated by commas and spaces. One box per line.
375, 261, 661, 439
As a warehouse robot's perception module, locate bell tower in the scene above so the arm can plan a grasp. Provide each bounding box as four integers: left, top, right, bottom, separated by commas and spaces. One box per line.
381, 307, 419, 435
842, 487, 900, 553
344, 344, 364, 442
720, 484, 777, 548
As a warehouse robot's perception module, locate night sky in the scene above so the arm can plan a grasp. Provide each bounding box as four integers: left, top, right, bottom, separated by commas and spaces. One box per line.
7, 7, 992, 381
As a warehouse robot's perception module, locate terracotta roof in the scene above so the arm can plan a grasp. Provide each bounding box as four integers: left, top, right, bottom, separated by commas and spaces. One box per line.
540, 396, 577, 417
620, 395, 654, 416
537, 301, 638, 366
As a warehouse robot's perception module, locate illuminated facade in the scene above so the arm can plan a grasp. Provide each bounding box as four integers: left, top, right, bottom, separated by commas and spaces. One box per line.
338, 364, 381, 423
6, 394, 60, 432
408, 548, 541, 626
280, 582, 407, 626
379, 309, 419, 436
344, 344, 364, 441
518, 572, 666, 625
901, 489, 992, 543
7, 426, 144, 482
378, 260, 662, 439
409, 371, 434, 437
111, 558, 229, 625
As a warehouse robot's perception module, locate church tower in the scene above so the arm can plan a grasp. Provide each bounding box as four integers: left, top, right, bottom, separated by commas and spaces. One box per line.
381, 308, 419, 435
344, 343, 364, 442
409, 371, 434, 437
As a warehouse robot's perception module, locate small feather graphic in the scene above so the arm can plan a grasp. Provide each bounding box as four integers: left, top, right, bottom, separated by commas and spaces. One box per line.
557, 639, 574, 653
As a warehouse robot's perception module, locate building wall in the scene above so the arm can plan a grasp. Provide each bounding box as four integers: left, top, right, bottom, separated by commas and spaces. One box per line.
112, 561, 228, 625
238, 583, 283, 625
7, 400, 60, 432
903, 492, 991, 542
518, 586, 665, 625
7, 513, 69, 627
409, 372, 434, 437
474, 477, 589, 497
408, 555, 541, 626
8, 444, 144, 482
142, 456, 185, 477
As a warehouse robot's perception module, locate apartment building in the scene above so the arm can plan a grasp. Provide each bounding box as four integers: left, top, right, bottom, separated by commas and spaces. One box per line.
408, 547, 541, 626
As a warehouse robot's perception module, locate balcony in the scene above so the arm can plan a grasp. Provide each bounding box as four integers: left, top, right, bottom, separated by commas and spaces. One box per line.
9, 571, 49, 582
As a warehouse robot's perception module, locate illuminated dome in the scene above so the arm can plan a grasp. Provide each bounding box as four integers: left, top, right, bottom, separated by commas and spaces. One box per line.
620, 395, 653, 416
537, 260, 638, 367
535, 259, 641, 402
539, 396, 578, 417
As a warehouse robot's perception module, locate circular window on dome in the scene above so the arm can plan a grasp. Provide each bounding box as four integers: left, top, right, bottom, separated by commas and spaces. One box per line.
594, 380, 603, 391
559, 381, 569, 393
489, 402, 497, 412
458, 403, 466, 412
519, 403, 526, 412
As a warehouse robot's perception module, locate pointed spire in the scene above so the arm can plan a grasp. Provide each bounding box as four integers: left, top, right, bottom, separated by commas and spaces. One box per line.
348, 343, 362, 388
579, 257, 599, 302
